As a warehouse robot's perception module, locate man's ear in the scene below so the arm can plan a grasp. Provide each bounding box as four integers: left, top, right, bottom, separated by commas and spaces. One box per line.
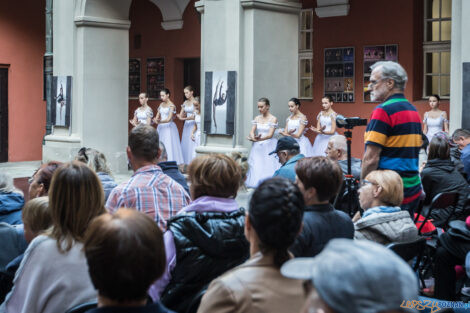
156, 147, 162, 160
305, 186, 317, 203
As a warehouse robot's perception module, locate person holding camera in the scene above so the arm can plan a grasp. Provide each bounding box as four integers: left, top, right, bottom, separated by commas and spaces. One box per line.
362, 61, 423, 214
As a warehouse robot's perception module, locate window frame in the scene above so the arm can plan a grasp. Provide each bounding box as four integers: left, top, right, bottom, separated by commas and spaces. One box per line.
298, 9, 313, 100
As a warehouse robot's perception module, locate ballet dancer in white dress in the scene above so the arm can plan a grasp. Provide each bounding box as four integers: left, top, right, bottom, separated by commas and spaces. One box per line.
129, 92, 153, 127
245, 98, 280, 188
152, 88, 184, 164
423, 94, 449, 143
190, 97, 201, 160
178, 86, 197, 164
280, 98, 313, 157
310, 95, 337, 157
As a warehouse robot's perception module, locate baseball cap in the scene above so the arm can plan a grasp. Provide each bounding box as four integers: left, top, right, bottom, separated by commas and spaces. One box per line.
281, 239, 418, 313
269, 137, 300, 155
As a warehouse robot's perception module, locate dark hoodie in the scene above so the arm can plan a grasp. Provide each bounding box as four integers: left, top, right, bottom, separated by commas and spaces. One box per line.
0, 192, 24, 225
421, 158, 470, 227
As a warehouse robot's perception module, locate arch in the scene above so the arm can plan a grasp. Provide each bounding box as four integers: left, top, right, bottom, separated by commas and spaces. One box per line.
149, 0, 191, 30
75, 0, 132, 21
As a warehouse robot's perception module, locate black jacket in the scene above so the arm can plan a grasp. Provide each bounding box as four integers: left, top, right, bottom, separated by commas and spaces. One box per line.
158, 161, 190, 194
421, 158, 470, 227
161, 209, 249, 313
290, 203, 354, 257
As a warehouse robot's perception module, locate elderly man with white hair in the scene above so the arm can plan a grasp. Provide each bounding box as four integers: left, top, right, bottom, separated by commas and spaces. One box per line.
325, 135, 361, 180
362, 61, 423, 214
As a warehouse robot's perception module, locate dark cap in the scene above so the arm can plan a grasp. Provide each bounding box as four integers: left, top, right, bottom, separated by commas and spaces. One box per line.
269, 137, 300, 155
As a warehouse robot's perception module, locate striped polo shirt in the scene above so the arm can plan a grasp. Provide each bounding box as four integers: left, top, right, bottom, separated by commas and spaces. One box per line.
364, 93, 423, 206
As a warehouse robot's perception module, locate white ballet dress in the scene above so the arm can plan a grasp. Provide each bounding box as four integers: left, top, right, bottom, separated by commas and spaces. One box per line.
246, 121, 281, 188
311, 112, 337, 157
424, 111, 448, 143
192, 114, 201, 159
286, 116, 313, 157
180, 101, 197, 164
134, 106, 153, 125
157, 106, 184, 164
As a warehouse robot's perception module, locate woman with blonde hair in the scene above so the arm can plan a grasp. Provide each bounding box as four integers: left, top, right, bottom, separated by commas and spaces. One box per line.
354, 170, 418, 245
0, 162, 104, 313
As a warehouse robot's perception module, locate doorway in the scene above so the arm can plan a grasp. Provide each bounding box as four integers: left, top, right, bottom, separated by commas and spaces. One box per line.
183, 58, 201, 96
0, 68, 7, 162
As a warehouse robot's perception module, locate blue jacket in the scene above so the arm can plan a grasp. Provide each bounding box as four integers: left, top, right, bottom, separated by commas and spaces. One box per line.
158, 161, 190, 194
0, 193, 24, 225
273, 154, 304, 182
97, 172, 118, 201
462, 144, 470, 184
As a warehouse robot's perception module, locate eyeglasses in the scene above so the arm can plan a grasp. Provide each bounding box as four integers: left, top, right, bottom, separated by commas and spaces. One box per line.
360, 179, 377, 187
368, 78, 386, 89
78, 147, 89, 162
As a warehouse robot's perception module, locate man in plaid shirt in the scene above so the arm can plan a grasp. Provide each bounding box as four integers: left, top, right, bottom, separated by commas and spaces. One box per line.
106, 125, 190, 230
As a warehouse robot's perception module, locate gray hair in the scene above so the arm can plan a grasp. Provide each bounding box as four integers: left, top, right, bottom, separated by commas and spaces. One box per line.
159, 141, 168, 162
452, 128, 470, 141
75, 148, 112, 175
0, 171, 23, 196
329, 135, 347, 153
370, 61, 408, 91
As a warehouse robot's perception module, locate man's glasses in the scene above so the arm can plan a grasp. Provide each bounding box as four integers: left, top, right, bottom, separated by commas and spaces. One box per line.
368, 78, 387, 89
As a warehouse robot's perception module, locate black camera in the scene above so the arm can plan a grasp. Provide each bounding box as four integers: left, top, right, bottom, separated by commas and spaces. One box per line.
336, 115, 368, 129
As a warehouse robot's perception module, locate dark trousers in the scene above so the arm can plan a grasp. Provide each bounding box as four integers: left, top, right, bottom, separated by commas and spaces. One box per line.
434, 246, 463, 300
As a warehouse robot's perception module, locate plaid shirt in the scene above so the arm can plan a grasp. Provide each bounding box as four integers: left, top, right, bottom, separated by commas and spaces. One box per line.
106, 164, 191, 230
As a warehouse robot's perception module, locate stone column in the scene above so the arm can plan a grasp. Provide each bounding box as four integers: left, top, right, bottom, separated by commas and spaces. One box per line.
195, 0, 301, 155
43, 0, 131, 173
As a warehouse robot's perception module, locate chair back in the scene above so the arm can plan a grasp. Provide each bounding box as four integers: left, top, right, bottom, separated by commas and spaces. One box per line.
387, 237, 426, 271
65, 300, 98, 313
418, 192, 459, 234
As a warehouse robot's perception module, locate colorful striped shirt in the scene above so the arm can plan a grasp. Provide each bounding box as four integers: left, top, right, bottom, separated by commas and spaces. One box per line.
364, 93, 423, 207
106, 164, 191, 230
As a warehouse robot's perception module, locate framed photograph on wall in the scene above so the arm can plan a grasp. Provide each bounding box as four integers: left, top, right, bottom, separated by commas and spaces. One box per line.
324, 47, 354, 103
51, 76, 72, 127
363, 44, 398, 102
203, 71, 237, 136
146, 58, 164, 99
129, 58, 141, 98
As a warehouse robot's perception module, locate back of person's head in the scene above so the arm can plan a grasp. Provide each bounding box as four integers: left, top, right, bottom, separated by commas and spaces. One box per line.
128, 125, 160, 162
249, 177, 304, 268
0, 171, 22, 195
76, 148, 112, 175
35, 161, 63, 194
452, 128, 470, 141
365, 170, 403, 207
428, 133, 451, 160
49, 161, 105, 252
230, 152, 249, 187
22, 196, 51, 242
84, 209, 166, 303
158, 141, 168, 162
281, 239, 418, 313
295, 157, 343, 202
188, 154, 242, 199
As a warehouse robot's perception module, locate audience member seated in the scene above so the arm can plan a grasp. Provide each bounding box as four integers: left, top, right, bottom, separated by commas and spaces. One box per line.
0, 197, 51, 303
325, 135, 362, 179
197, 177, 305, 313
354, 170, 418, 245
434, 216, 470, 300
272, 137, 304, 182
0, 162, 103, 313
290, 157, 354, 257
28, 161, 62, 199
452, 128, 470, 183
0, 172, 24, 225
106, 125, 190, 231
231, 152, 252, 209
76, 147, 117, 201
157, 142, 189, 194
281, 238, 418, 313
0, 224, 26, 273
150, 154, 249, 313
83, 209, 174, 313
421, 133, 470, 227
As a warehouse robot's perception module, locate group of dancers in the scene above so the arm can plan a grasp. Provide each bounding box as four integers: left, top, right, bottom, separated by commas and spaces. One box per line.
130, 88, 449, 188
129, 86, 201, 165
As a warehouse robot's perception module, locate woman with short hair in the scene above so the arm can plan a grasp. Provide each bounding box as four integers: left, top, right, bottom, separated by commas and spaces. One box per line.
197, 177, 305, 313
0, 161, 104, 313
28, 161, 62, 199
150, 154, 249, 313
354, 169, 418, 245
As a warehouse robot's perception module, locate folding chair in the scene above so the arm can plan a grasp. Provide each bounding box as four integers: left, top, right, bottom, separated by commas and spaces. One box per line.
387, 237, 427, 287
417, 192, 459, 235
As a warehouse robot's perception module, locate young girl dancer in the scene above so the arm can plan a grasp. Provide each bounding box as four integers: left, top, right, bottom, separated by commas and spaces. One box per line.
178, 86, 197, 164
129, 92, 153, 127
190, 97, 201, 159
245, 98, 280, 188
153, 88, 184, 164
423, 94, 449, 143
280, 98, 313, 157
310, 95, 337, 156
